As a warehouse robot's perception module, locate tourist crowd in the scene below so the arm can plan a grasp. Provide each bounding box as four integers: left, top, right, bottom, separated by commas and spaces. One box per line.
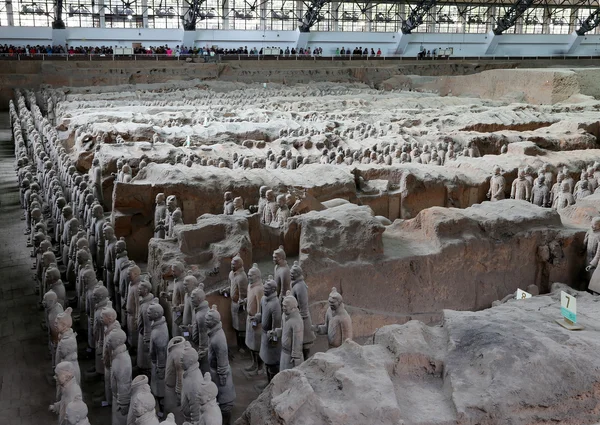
0, 43, 388, 57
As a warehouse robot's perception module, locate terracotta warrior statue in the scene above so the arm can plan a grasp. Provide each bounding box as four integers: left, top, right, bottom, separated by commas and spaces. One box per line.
127, 375, 151, 425
92, 284, 109, 378
46, 266, 66, 310
575, 180, 592, 201
562, 166, 575, 193
551, 173, 565, 208
290, 261, 316, 360
224, 254, 248, 350
197, 372, 223, 425
585, 217, 600, 272
91, 158, 103, 207
113, 238, 128, 319
191, 287, 210, 374
65, 399, 91, 425
487, 165, 506, 201
258, 277, 281, 384
244, 263, 264, 375
223, 192, 234, 215
181, 342, 203, 423
153, 193, 167, 239
273, 194, 290, 228
511, 168, 532, 201
273, 292, 304, 371
168, 208, 183, 238
108, 329, 132, 425
148, 301, 169, 409
530, 175, 550, 207
130, 392, 159, 425
126, 263, 142, 349
273, 246, 291, 303
258, 186, 269, 221
103, 225, 118, 300
44, 290, 64, 367
137, 280, 154, 373
171, 261, 186, 337
102, 306, 121, 408
262, 190, 277, 225
82, 268, 98, 352
90, 204, 106, 276
49, 361, 83, 425
164, 336, 186, 423
181, 275, 200, 337
554, 182, 574, 210
313, 287, 353, 349
206, 306, 236, 425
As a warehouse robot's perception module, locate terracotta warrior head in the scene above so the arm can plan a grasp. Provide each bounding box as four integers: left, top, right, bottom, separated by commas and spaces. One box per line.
107, 328, 127, 351
128, 263, 141, 282
592, 217, 600, 232
282, 291, 299, 316
259, 186, 268, 198
132, 391, 156, 419
92, 284, 109, 306
231, 254, 243, 272
183, 275, 198, 294
328, 287, 344, 312
147, 300, 164, 322
198, 372, 219, 405
166, 195, 177, 212
248, 263, 261, 285
264, 276, 277, 297
55, 307, 73, 334
45, 266, 61, 286
205, 305, 221, 330
65, 399, 89, 425
137, 280, 152, 298
273, 246, 286, 266
42, 290, 59, 310
180, 341, 199, 371
537, 175, 545, 186
101, 306, 117, 327
191, 287, 206, 308
115, 238, 126, 254
290, 261, 303, 281
55, 361, 76, 386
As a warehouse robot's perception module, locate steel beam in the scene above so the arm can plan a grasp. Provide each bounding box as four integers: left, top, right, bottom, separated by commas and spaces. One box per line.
492, 0, 535, 35
182, 0, 206, 30
53, 0, 66, 28
401, 0, 437, 34
576, 9, 600, 35
299, 0, 329, 32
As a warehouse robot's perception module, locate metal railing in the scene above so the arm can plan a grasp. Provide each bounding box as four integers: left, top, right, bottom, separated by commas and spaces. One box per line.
0, 52, 599, 61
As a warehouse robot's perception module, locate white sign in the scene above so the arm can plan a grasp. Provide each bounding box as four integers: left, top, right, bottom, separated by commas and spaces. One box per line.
516, 289, 532, 300
560, 291, 577, 323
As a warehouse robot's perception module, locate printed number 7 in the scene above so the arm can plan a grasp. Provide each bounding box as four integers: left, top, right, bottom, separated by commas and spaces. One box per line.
566, 296, 571, 309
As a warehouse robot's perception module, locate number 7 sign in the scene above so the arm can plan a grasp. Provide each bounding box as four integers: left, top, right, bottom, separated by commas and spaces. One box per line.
556, 291, 584, 330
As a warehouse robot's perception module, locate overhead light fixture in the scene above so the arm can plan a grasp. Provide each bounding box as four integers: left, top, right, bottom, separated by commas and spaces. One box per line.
127, 14, 132, 19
